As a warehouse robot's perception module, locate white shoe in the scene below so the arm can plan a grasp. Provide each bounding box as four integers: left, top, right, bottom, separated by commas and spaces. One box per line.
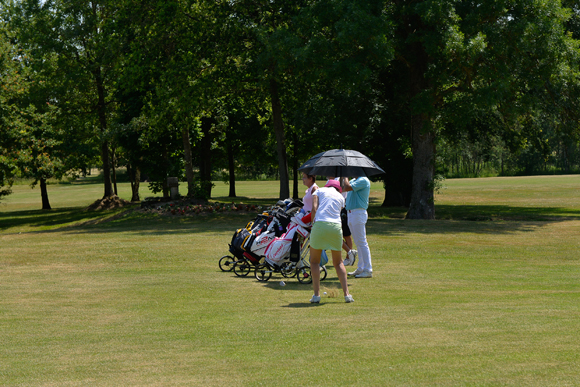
343, 250, 357, 266
345, 294, 354, 303
355, 271, 373, 278
310, 295, 321, 303
348, 268, 363, 276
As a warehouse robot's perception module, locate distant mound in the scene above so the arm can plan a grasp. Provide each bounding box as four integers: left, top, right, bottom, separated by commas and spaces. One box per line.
87, 195, 132, 211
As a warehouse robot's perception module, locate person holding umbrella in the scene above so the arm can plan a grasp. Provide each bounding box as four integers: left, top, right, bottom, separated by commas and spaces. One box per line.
298, 149, 384, 281
342, 176, 373, 278
309, 179, 354, 303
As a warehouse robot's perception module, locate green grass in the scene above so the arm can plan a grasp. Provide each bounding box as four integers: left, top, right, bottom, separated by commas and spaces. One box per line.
1, 175, 580, 385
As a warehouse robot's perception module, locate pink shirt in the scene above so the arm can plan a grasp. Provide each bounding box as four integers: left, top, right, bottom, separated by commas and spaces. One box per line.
303, 183, 318, 212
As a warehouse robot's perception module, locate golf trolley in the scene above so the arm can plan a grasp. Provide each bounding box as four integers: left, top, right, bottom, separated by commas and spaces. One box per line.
218, 199, 300, 277
254, 235, 328, 284
218, 217, 268, 277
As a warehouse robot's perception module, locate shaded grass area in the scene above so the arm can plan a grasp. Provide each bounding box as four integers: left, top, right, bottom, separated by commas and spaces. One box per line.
0, 207, 134, 233
4, 175, 580, 235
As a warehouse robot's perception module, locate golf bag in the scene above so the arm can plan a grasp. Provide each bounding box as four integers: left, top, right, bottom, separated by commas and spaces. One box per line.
264, 214, 311, 267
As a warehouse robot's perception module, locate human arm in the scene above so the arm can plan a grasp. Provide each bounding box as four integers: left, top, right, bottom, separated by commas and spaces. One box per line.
311, 195, 318, 223
340, 177, 352, 192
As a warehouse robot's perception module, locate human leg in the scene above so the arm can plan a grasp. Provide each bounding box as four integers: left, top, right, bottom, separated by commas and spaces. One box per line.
342, 211, 357, 265
309, 247, 322, 298
330, 249, 350, 296
348, 209, 372, 273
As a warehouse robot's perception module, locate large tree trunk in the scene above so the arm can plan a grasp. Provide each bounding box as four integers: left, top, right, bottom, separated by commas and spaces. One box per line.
270, 78, 290, 199
403, 17, 435, 219
182, 127, 195, 196
40, 178, 51, 210
406, 114, 435, 219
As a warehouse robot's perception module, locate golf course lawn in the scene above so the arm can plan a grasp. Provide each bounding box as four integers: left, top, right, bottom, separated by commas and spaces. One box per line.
1, 175, 580, 386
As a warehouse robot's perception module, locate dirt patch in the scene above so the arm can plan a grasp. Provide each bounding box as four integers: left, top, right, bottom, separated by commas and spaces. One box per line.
87, 195, 132, 211
138, 198, 265, 217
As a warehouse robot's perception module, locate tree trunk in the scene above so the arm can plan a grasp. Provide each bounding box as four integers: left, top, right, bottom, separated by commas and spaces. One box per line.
100, 140, 114, 198
403, 17, 435, 219
406, 114, 435, 219
270, 78, 290, 199
111, 146, 118, 196
94, 65, 114, 198
40, 178, 51, 210
182, 127, 195, 196
200, 117, 213, 198
227, 140, 236, 198
128, 164, 140, 202
162, 146, 169, 198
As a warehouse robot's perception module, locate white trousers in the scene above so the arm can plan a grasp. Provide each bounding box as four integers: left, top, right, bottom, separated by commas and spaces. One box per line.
347, 209, 372, 272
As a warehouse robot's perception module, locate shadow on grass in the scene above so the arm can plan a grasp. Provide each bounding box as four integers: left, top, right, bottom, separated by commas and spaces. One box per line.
370, 204, 580, 221
3, 203, 580, 237
0, 207, 129, 232
283, 303, 323, 308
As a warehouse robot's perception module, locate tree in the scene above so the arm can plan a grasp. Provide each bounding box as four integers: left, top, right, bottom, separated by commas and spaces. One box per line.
0, 17, 64, 208
8, 0, 122, 199
0, 27, 21, 201
382, 0, 578, 218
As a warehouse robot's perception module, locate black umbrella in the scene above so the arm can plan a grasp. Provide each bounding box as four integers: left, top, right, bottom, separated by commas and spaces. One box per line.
298, 149, 385, 177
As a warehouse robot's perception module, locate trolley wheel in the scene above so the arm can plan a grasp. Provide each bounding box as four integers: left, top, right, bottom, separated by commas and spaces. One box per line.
280, 262, 297, 278
320, 265, 328, 281
296, 266, 312, 284
233, 260, 251, 277
255, 264, 272, 282
219, 255, 236, 272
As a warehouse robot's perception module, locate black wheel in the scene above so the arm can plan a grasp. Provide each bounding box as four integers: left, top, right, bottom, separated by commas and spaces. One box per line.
219, 255, 236, 272
255, 264, 272, 282
296, 266, 312, 284
280, 262, 297, 278
320, 265, 328, 281
233, 260, 251, 277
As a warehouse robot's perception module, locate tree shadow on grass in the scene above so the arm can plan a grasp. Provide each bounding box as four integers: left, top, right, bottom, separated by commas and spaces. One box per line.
0, 207, 128, 233
4, 204, 580, 237
366, 204, 580, 236
369, 204, 580, 221
435, 204, 580, 221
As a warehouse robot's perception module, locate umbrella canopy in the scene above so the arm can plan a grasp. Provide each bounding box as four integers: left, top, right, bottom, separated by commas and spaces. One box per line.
298, 149, 385, 177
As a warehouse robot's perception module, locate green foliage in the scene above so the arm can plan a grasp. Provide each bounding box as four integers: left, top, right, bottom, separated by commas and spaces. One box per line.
2, 0, 580, 213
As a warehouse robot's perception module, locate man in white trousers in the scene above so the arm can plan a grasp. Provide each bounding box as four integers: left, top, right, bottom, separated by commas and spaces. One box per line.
341, 176, 373, 278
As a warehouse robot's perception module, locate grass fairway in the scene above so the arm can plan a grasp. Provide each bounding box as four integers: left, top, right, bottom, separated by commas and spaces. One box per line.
1, 176, 580, 385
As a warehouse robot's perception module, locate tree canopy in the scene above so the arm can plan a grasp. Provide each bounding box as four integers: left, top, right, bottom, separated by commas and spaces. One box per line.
1, 0, 579, 218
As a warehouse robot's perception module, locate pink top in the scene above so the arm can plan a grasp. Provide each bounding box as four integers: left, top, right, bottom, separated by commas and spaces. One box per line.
303, 183, 318, 212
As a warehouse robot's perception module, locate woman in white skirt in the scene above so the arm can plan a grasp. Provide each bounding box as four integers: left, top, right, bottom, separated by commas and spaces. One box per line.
309, 179, 354, 303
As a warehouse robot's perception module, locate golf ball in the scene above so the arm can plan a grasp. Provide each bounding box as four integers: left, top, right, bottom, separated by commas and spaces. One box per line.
279, 281, 286, 286
323, 292, 327, 295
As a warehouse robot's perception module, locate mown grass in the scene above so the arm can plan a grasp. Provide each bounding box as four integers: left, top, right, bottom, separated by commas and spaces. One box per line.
1, 175, 580, 386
